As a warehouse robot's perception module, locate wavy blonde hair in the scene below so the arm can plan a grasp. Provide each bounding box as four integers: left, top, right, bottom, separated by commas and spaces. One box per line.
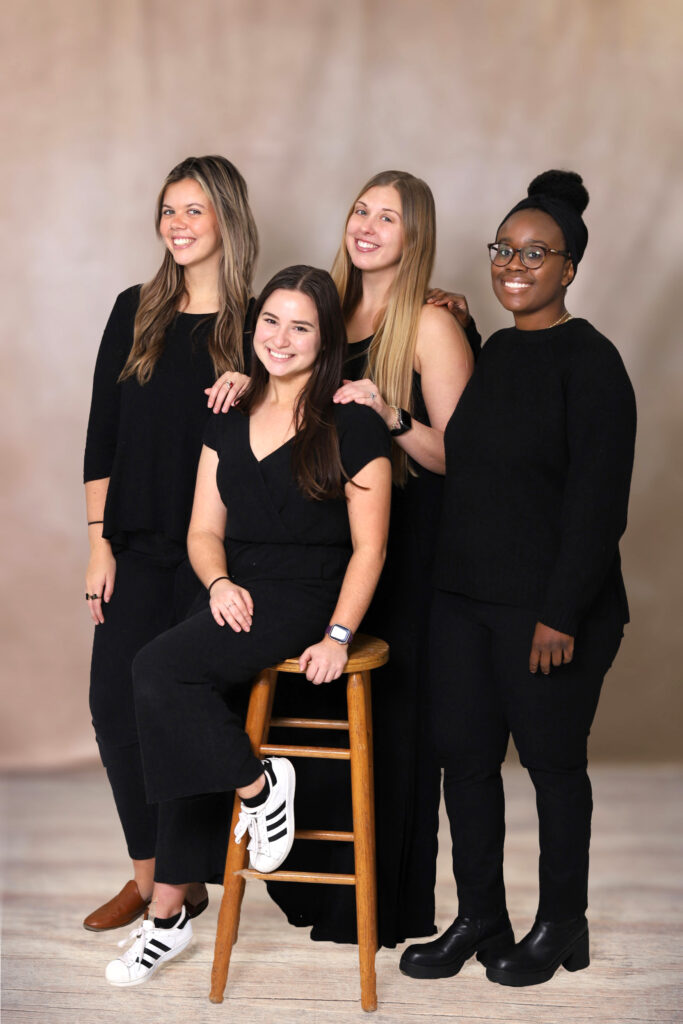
330, 170, 435, 484
120, 155, 258, 384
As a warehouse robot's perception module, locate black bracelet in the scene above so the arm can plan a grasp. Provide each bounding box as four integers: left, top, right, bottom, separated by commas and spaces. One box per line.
87, 520, 104, 526
208, 575, 230, 595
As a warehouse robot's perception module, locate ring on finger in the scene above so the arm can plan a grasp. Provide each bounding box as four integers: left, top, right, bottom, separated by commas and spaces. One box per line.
369, 391, 376, 400
85, 593, 100, 600
223, 380, 233, 389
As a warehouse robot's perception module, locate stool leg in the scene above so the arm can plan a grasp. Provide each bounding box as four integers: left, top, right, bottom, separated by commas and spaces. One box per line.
347, 670, 378, 1012
363, 670, 376, 846
210, 669, 278, 1003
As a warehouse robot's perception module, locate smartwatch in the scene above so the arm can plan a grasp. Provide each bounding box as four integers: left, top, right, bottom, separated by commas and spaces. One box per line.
325, 624, 354, 645
389, 407, 413, 436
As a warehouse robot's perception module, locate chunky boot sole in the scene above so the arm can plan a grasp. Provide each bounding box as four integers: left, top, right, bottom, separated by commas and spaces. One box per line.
400, 925, 515, 980
486, 929, 590, 987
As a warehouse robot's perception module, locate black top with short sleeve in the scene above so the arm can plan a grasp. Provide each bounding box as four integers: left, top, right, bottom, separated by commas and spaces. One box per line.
203, 403, 391, 584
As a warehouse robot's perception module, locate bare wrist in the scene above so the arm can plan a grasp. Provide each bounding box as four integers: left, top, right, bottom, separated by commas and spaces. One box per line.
89, 533, 111, 551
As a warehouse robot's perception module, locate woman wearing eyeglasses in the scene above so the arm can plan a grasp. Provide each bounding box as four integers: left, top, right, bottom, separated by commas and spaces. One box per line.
400, 170, 636, 987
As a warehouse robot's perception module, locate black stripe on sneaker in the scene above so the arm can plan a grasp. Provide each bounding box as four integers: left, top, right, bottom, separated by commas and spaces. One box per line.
144, 947, 162, 961
268, 827, 288, 842
263, 759, 277, 786
266, 801, 285, 821
149, 939, 171, 953
268, 812, 286, 830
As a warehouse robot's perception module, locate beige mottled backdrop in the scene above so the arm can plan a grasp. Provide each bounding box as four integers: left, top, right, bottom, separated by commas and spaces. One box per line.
1, 1, 681, 768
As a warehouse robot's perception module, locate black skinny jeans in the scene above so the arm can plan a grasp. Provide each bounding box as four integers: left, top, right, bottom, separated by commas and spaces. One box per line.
89, 544, 201, 860
429, 591, 623, 922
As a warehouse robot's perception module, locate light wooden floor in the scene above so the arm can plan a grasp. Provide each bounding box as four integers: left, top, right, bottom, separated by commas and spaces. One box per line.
1, 764, 681, 1024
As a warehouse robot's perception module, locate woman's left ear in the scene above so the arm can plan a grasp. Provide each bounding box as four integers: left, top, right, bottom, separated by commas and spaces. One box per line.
562, 260, 576, 287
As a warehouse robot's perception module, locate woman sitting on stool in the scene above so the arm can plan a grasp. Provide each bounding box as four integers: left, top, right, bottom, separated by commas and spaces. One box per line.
104, 265, 392, 987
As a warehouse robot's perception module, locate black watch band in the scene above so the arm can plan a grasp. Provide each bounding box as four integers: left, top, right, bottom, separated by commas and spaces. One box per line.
390, 407, 413, 436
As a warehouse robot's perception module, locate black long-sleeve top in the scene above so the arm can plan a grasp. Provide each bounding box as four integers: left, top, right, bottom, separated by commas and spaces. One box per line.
83, 286, 219, 546
434, 318, 637, 635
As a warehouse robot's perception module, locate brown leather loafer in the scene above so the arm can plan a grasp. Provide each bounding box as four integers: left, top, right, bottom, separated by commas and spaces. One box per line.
83, 880, 150, 931
184, 893, 209, 919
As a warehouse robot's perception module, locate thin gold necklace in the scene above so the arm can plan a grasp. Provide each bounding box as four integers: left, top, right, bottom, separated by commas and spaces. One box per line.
548, 311, 573, 329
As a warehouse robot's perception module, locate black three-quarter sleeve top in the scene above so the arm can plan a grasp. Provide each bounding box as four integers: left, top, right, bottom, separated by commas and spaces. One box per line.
203, 403, 391, 586
434, 318, 637, 635
84, 286, 233, 546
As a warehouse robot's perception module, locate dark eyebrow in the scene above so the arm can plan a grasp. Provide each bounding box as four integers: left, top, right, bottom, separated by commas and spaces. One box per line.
260, 309, 279, 319
291, 319, 316, 328
497, 236, 548, 246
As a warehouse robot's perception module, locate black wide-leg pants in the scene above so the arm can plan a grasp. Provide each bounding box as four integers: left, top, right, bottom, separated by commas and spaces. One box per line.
132, 576, 339, 884
429, 590, 623, 922
89, 545, 200, 860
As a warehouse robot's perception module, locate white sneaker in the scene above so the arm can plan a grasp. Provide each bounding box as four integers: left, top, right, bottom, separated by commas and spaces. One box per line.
105, 905, 193, 986
234, 757, 296, 873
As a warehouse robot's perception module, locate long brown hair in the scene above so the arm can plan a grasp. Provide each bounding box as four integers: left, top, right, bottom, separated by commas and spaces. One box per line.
239, 266, 349, 501
331, 170, 435, 484
120, 155, 258, 384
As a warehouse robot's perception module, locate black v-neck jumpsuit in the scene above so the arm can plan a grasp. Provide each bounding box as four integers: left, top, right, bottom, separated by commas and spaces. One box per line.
132, 403, 391, 882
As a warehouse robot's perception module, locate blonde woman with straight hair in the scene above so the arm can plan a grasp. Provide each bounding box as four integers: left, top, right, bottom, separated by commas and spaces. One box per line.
266, 170, 478, 949
82, 155, 257, 933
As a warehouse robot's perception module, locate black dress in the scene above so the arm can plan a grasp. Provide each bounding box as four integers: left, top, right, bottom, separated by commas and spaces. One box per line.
266, 335, 448, 947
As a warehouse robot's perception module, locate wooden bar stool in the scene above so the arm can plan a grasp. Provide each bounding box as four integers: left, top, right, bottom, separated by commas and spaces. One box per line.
210, 633, 389, 1013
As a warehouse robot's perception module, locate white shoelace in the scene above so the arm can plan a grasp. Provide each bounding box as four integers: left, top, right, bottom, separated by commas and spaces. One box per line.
116, 920, 153, 964
234, 808, 271, 855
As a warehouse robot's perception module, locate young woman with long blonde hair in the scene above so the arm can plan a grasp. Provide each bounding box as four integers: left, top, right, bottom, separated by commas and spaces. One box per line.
256, 171, 477, 948
83, 155, 256, 932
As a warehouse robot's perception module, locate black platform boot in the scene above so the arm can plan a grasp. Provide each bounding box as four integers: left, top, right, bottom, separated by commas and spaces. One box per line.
399, 913, 514, 979
485, 916, 589, 987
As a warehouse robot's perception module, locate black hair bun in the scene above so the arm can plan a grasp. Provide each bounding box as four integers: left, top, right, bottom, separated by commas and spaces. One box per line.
527, 169, 589, 214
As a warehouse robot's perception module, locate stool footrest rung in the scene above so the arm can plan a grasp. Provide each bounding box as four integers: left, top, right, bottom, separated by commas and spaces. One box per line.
237, 868, 356, 886
269, 717, 349, 731
295, 829, 354, 842
259, 743, 350, 760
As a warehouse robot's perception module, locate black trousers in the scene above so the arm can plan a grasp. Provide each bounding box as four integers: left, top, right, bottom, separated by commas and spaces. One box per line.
429, 591, 623, 922
89, 544, 200, 860
132, 576, 339, 884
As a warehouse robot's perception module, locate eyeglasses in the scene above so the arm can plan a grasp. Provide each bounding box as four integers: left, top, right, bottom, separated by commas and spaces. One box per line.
487, 243, 570, 269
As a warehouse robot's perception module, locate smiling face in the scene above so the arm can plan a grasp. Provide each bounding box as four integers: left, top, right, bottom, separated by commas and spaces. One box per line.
253, 289, 322, 385
159, 178, 221, 271
491, 209, 575, 330
345, 185, 404, 274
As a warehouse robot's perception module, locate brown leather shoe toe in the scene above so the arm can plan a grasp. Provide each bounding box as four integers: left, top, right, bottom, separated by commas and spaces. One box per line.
83, 879, 150, 931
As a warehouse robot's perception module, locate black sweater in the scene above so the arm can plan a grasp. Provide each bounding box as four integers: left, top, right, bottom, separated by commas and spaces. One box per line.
434, 318, 637, 635
83, 286, 218, 545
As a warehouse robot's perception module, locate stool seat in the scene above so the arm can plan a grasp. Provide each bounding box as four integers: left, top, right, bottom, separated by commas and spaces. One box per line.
210, 633, 387, 1013
271, 633, 388, 674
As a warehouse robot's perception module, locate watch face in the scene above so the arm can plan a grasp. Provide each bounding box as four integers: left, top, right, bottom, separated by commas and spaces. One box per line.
329, 624, 351, 643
